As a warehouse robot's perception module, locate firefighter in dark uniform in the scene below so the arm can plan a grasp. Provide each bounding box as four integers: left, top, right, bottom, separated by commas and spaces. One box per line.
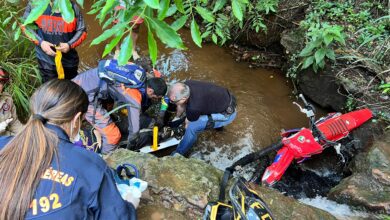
0, 80, 137, 219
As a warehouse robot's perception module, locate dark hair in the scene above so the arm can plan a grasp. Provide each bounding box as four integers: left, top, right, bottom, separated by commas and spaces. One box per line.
146, 77, 167, 96
134, 56, 153, 74
0, 79, 89, 220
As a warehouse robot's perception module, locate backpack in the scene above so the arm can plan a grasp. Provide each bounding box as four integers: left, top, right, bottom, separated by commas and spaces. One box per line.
98, 59, 146, 88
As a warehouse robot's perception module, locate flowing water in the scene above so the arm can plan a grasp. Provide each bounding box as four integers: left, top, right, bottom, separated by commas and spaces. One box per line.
78, 9, 308, 167
77, 5, 368, 219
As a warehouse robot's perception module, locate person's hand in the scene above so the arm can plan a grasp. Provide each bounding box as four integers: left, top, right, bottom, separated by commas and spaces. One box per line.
0, 118, 13, 133
57, 42, 70, 53
40, 41, 56, 56
185, 118, 189, 129
124, 192, 140, 209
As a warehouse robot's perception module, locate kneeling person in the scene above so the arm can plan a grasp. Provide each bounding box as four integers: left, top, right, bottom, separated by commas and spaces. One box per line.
168, 80, 237, 156
73, 59, 167, 154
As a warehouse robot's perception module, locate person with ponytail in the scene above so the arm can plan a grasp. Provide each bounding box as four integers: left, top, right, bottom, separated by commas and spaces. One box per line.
0, 80, 137, 220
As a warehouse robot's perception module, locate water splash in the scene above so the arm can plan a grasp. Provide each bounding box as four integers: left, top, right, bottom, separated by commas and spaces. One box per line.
156, 49, 189, 77
191, 131, 254, 171
299, 196, 369, 219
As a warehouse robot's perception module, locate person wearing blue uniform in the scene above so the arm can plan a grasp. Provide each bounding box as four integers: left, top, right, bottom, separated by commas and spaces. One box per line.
0, 80, 136, 220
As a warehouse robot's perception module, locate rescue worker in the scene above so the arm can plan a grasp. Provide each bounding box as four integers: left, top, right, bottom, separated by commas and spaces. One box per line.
0, 80, 137, 220
0, 68, 22, 136
72, 59, 167, 154
168, 80, 237, 156
22, 0, 87, 82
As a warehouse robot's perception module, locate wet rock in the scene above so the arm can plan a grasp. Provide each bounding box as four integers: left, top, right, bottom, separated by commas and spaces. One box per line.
105, 149, 336, 219
297, 68, 348, 112
328, 132, 390, 214
234, 0, 310, 48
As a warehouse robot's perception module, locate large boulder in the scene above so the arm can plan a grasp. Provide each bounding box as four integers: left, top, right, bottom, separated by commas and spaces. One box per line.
235, 0, 310, 48
105, 149, 336, 219
328, 132, 390, 214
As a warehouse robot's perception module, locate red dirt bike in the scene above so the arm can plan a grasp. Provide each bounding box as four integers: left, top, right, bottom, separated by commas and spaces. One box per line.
227, 94, 372, 186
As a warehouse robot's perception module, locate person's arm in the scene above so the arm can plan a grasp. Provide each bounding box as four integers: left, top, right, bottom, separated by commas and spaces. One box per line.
176, 103, 186, 118
66, 3, 87, 49
89, 167, 136, 220
21, 2, 43, 46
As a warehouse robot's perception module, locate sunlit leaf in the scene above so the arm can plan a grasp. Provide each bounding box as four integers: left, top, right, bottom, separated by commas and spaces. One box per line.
23, 0, 50, 25
325, 49, 335, 61
59, 0, 75, 23
232, 0, 243, 21
170, 15, 187, 31
118, 34, 133, 65
302, 56, 314, 69
195, 6, 215, 23
99, 0, 116, 23
91, 23, 128, 45
299, 44, 315, 57
144, 0, 160, 9
314, 48, 326, 64
76, 0, 84, 8
102, 32, 124, 57
2, 17, 12, 26
14, 28, 21, 41
212, 33, 218, 44
213, 0, 227, 12
158, 0, 170, 20
166, 5, 177, 17
174, 0, 185, 13
191, 19, 202, 47
148, 28, 158, 66
147, 17, 186, 49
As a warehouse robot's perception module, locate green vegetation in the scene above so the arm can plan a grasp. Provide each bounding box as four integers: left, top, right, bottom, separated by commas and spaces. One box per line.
20, 0, 281, 65
0, 1, 41, 122
292, 0, 389, 74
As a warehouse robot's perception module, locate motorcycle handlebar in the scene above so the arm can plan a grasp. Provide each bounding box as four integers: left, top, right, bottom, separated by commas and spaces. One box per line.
299, 94, 309, 107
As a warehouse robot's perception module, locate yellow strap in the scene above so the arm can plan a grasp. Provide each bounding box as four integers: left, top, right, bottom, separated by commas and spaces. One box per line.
55, 50, 65, 79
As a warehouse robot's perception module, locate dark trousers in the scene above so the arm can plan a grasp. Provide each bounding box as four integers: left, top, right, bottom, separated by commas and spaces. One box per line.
37, 59, 78, 83
39, 67, 78, 83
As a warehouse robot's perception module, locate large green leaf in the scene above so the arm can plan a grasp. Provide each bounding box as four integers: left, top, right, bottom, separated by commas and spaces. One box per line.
23, 0, 50, 25
323, 34, 333, 46
195, 6, 215, 23
118, 34, 133, 65
90, 23, 128, 45
299, 44, 315, 57
301, 56, 314, 69
213, 0, 227, 12
190, 19, 202, 48
2, 17, 12, 26
14, 28, 21, 41
231, 0, 243, 21
158, 0, 170, 20
170, 15, 187, 31
59, 0, 75, 23
325, 49, 335, 61
99, 0, 116, 23
314, 48, 326, 64
147, 28, 158, 66
173, 0, 185, 13
144, 0, 160, 9
166, 5, 177, 17
102, 32, 124, 57
147, 17, 186, 49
